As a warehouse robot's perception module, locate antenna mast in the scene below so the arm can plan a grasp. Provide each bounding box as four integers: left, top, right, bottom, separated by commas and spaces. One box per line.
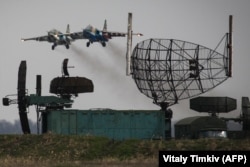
126, 13, 132, 75
228, 15, 233, 77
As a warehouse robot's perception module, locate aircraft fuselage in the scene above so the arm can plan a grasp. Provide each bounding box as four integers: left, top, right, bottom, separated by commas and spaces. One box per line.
47, 29, 72, 49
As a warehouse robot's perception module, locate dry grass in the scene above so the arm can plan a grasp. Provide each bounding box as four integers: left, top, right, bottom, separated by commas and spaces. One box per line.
0, 157, 157, 167
0, 134, 250, 167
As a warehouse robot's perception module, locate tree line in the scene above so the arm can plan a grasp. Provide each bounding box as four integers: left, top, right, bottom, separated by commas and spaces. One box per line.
0, 119, 37, 134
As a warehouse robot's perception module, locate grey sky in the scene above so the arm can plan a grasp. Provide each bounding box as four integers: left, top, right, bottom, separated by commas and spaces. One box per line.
1, 0, 250, 126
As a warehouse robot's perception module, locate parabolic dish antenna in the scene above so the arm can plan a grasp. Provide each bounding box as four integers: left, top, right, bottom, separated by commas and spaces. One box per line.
130, 15, 233, 107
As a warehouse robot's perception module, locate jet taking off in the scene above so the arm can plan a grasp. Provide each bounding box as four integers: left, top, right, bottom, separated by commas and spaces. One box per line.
21, 25, 79, 50
21, 19, 143, 50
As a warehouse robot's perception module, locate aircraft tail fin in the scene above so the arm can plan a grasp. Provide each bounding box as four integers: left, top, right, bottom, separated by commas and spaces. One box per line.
103, 20, 107, 32
66, 24, 70, 34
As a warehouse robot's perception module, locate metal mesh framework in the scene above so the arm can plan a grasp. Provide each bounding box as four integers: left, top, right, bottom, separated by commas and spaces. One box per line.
131, 36, 230, 106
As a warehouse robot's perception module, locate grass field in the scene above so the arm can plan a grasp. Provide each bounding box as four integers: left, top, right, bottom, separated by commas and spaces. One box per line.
0, 134, 250, 167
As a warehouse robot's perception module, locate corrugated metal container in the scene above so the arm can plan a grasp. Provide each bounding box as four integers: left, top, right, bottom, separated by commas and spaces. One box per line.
43, 109, 166, 140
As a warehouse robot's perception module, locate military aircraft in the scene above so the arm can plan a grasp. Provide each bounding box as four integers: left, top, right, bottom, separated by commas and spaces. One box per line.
21, 24, 78, 50
21, 20, 143, 50
77, 20, 143, 47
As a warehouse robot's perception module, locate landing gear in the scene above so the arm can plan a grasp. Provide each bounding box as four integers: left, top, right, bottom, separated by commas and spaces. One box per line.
101, 42, 106, 47
86, 41, 106, 47
52, 44, 57, 50
65, 44, 69, 49
86, 42, 90, 47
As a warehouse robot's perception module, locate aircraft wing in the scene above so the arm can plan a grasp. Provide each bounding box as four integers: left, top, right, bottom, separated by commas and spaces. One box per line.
21, 32, 86, 43
104, 31, 143, 37
67, 30, 142, 40
69, 30, 127, 39
21, 33, 86, 42
104, 31, 127, 37
68, 32, 87, 40
21, 35, 49, 42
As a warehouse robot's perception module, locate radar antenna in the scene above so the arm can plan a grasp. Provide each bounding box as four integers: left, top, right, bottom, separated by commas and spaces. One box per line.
131, 15, 233, 107
2, 59, 91, 134
62, 58, 74, 77
17, 61, 30, 134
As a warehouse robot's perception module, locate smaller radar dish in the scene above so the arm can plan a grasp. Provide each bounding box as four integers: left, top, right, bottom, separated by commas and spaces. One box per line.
62, 58, 74, 77
190, 96, 236, 116
51, 59, 94, 99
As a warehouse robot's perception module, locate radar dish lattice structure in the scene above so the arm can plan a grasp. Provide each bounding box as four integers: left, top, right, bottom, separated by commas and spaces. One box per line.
131, 35, 232, 107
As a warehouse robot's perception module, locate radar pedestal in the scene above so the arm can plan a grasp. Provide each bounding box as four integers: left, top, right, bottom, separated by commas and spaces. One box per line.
159, 102, 173, 139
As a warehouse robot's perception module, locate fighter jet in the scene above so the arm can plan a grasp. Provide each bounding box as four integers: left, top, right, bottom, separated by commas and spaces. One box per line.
72, 20, 143, 47
21, 24, 79, 50
21, 20, 142, 50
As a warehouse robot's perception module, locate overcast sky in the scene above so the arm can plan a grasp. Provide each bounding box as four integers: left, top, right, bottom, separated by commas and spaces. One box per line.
1, 0, 250, 127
